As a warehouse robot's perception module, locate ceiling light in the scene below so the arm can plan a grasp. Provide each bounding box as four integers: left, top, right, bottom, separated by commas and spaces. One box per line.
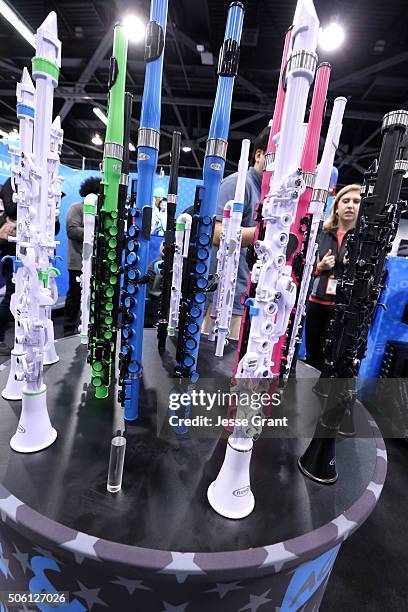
182, 146, 192, 153
0, 0, 35, 47
319, 22, 345, 52
129, 143, 136, 152
93, 107, 108, 126
92, 133, 103, 146
123, 14, 146, 43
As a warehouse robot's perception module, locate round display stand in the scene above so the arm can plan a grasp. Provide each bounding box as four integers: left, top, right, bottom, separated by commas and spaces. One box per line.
0, 331, 386, 611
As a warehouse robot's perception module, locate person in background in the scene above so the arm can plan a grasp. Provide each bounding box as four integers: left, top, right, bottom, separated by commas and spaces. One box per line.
0, 178, 16, 354
63, 176, 100, 336
202, 126, 270, 339
305, 184, 361, 371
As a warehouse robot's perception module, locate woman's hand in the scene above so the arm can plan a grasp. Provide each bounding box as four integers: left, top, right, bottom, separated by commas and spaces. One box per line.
317, 249, 335, 272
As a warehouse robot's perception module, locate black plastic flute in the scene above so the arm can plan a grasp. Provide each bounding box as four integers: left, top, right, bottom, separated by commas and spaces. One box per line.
157, 130, 181, 352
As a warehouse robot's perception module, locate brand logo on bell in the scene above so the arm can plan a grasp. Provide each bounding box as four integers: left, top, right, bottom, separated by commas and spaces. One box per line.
329, 458, 336, 466
233, 486, 250, 497
17, 424, 26, 434
139, 153, 150, 161
210, 162, 222, 171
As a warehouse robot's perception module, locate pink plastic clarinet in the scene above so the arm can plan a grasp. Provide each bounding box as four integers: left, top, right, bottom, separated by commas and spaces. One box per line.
270, 61, 331, 378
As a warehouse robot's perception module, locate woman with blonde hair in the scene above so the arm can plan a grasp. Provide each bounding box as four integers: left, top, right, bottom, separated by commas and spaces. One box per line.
305, 184, 361, 371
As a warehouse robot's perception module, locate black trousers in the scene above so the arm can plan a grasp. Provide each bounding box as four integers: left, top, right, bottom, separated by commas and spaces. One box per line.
64, 269, 81, 336
0, 258, 14, 342
305, 301, 335, 372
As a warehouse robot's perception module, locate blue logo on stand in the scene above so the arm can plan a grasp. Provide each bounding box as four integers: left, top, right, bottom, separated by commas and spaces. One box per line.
280, 544, 341, 611
29, 556, 86, 611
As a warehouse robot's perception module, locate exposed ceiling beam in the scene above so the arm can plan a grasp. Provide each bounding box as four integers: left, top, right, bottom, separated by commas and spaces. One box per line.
338, 98, 408, 170
59, 25, 114, 122
0, 87, 385, 123
162, 73, 201, 169
170, 24, 268, 104
330, 51, 408, 90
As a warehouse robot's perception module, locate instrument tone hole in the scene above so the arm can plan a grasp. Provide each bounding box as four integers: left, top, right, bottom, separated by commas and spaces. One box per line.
197, 248, 209, 261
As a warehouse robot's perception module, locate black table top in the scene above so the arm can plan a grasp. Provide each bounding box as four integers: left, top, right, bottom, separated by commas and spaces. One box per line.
0, 331, 379, 553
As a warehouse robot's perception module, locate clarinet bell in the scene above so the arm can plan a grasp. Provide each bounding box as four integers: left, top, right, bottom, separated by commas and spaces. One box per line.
43, 340, 59, 365
10, 384, 57, 453
298, 421, 338, 484
207, 436, 255, 519
338, 404, 356, 437
2, 352, 24, 400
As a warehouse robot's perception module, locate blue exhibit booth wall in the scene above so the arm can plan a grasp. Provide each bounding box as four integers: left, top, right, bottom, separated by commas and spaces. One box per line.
0, 141, 202, 297
358, 256, 408, 396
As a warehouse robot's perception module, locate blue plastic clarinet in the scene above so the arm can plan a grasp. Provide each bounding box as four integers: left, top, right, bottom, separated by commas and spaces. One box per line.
119, 0, 168, 420
175, 1, 244, 380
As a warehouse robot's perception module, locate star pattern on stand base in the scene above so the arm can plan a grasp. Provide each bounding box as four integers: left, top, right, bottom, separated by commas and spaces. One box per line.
239, 589, 273, 612
111, 576, 152, 594
62, 532, 99, 564
205, 582, 244, 599
73, 581, 108, 610
162, 602, 189, 612
159, 552, 205, 584
12, 544, 30, 574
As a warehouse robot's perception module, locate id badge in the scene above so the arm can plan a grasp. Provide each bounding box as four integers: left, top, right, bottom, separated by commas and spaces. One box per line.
326, 276, 338, 296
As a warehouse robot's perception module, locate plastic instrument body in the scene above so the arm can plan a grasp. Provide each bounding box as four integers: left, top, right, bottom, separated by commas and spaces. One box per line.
79, 193, 97, 344
213, 139, 251, 356
270, 62, 331, 378
157, 130, 181, 351
175, 2, 245, 380
284, 97, 347, 379
168, 213, 192, 336
88, 25, 128, 398
119, 0, 168, 420
234, 26, 292, 375
235, 0, 319, 380
208, 200, 233, 342
299, 110, 408, 483
322, 110, 408, 429
2, 68, 36, 401
8, 12, 62, 452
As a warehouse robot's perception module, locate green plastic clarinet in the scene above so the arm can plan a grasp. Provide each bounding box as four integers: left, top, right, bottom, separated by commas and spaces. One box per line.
88, 24, 128, 398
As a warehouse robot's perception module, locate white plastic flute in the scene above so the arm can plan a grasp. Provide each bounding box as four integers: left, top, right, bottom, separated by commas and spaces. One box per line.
208, 200, 233, 341
43, 115, 63, 366
167, 213, 192, 336
284, 97, 347, 377
2, 68, 35, 401
215, 138, 250, 356
79, 193, 97, 344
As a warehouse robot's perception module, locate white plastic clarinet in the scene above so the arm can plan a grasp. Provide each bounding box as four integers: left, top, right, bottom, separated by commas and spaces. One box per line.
9, 12, 61, 453
2, 68, 35, 401
167, 213, 192, 336
208, 0, 320, 520
235, 1, 319, 380
284, 97, 347, 379
208, 201, 233, 341
214, 139, 250, 356
79, 193, 97, 344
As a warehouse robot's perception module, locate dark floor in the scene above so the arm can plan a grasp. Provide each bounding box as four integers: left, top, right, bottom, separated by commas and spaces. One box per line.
1, 313, 407, 611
